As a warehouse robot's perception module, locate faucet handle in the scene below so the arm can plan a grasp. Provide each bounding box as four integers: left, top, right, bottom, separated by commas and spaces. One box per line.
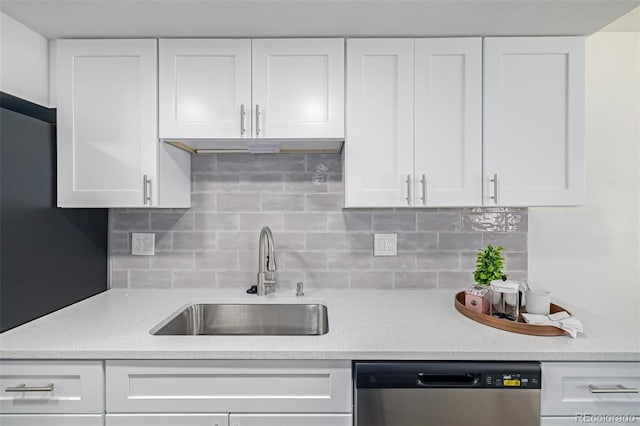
296, 282, 304, 297
266, 254, 277, 272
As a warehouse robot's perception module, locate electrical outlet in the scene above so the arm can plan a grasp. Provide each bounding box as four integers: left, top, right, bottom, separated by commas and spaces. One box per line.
374, 233, 397, 256
131, 232, 155, 256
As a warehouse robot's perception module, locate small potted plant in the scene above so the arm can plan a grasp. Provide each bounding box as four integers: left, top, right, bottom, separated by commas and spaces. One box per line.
465, 245, 505, 314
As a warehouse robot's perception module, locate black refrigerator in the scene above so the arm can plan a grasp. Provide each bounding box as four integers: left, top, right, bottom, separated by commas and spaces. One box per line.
0, 92, 108, 332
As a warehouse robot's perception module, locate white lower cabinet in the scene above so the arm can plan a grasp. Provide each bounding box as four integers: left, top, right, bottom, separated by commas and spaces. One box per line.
229, 414, 352, 426
0, 361, 104, 425
0, 415, 104, 426
541, 362, 640, 426
105, 360, 353, 424
0, 361, 104, 415
106, 414, 229, 426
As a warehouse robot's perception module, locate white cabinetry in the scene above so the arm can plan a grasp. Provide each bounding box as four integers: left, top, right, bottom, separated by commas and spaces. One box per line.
345, 38, 482, 207
0, 361, 104, 425
0, 415, 104, 426
483, 37, 585, 206
414, 38, 482, 207
55, 39, 190, 208
345, 39, 414, 207
159, 39, 251, 139
252, 39, 344, 139
159, 39, 344, 140
106, 414, 229, 426
229, 414, 352, 426
541, 362, 640, 425
105, 360, 352, 422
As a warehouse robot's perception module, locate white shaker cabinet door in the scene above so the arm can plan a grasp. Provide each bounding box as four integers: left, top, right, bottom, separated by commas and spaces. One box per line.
483, 37, 585, 206
251, 39, 344, 139
56, 39, 158, 207
345, 39, 415, 207
414, 38, 482, 207
106, 414, 229, 426
0, 415, 103, 426
229, 414, 352, 426
159, 39, 251, 139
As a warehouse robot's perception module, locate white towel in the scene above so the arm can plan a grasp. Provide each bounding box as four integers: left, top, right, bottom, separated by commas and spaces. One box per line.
522, 311, 584, 338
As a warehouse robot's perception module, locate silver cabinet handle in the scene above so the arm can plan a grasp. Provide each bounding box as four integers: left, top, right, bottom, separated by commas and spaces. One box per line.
5, 383, 54, 392
143, 175, 151, 205
240, 104, 247, 135
489, 173, 499, 205
255, 104, 262, 136
406, 174, 412, 205
420, 174, 427, 205
588, 384, 639, 394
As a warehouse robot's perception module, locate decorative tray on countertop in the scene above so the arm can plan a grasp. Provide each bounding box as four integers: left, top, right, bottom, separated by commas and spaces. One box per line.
454, 291, 570, 336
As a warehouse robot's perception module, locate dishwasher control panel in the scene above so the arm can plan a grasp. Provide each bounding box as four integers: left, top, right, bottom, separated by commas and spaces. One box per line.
355, 361, 541, 389
484, 372, 540, 388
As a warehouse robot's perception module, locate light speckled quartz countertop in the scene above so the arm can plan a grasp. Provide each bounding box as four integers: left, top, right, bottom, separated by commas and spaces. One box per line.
1, 289, 638, 361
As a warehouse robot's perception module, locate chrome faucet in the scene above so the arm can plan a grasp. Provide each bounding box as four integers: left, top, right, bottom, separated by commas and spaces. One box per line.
256, 226, 277, 295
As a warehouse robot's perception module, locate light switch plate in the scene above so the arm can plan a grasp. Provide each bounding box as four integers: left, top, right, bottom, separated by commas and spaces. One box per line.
374, 233, 397, 256
131, 232, 155, 255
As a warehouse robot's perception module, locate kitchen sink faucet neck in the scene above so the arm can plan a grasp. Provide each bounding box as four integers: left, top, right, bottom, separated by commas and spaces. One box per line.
257, 226, 277, 296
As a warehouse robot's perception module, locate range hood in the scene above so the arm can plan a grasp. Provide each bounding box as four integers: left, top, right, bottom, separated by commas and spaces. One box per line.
162, 138, 344, 155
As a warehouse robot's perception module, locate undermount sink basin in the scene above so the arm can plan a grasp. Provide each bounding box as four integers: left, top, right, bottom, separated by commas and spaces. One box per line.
151, 303, 329, 336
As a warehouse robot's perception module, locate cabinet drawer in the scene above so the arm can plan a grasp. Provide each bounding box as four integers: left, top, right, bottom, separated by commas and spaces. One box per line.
106, 414, 229, 426
230, 414, 352, 426
0, 415, 104, 426
0, 361, 104, 414
106, 360, 351, 413
542, 362, 640, 416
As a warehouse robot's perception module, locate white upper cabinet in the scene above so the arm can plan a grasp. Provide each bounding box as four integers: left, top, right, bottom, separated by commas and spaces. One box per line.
414, 38, 482, 206
252, 39, 344, 139
159, 39, 251, 139
345, 39, 415, 207
483, 37, 585, 206
346, 38, 481, 208
56, 39, 191, 208
159, 38, 344, 140
56, 39, 158, 207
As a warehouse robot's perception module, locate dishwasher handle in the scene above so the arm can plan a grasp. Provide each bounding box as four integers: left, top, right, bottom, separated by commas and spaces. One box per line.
417, 372, 482, 386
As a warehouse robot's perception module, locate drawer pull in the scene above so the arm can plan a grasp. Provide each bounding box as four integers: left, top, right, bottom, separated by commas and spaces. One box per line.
588, 384, 639, 394
5, 383, 54, 392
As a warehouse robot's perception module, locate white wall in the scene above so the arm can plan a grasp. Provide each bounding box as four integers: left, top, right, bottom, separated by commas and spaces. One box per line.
528, 31, 640, 328
0, 12, 49, 106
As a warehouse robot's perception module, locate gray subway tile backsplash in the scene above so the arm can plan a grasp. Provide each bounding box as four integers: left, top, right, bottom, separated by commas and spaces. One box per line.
110, 154, 527, 289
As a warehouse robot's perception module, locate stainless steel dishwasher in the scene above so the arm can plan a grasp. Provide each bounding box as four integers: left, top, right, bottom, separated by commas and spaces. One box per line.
354, 361, 541, 426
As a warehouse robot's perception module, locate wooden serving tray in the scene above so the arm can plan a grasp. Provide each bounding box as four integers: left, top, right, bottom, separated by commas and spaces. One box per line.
454, 291, 570, 336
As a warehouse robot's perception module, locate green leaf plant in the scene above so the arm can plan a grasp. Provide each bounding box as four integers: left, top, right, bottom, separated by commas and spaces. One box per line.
473, 244, 505, 286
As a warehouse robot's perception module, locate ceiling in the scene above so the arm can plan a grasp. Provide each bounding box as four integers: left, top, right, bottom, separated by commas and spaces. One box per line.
1, 0, 639, 39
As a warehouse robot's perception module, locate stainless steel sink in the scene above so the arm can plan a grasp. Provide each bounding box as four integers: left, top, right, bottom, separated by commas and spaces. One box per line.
151, 303, 329, 335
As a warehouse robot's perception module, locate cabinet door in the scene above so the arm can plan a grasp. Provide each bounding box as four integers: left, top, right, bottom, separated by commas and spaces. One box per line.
345, 39, 414, 207
56, 39, 158, 207
229, 414, 352, 426
252, 39, 344, 139
159, 39, 251, 139
414, 38, 482, 207
484, 37, 585, 206
106, 414, 229, 426
0, 415, 103, 426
